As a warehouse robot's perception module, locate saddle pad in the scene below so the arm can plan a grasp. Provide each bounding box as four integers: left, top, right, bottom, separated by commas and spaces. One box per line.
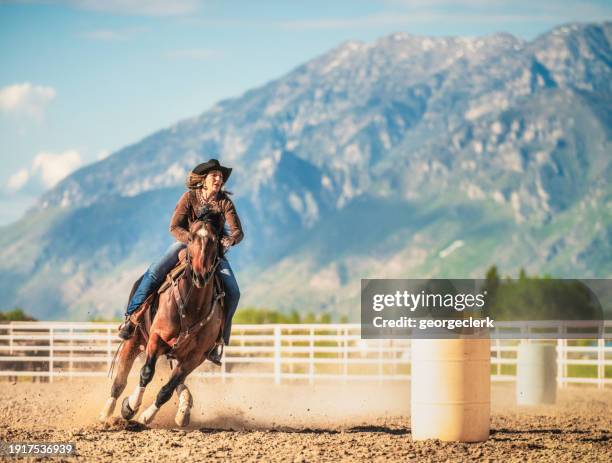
136, 292, 160, 345
157, 261, 188, 295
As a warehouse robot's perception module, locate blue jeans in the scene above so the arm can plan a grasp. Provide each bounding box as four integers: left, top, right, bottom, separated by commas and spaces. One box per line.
218, 257, 240, 345
126, 242, 240, 345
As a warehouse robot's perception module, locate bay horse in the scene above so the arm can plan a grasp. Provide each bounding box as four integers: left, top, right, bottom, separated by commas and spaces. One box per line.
98, 212, 224, 427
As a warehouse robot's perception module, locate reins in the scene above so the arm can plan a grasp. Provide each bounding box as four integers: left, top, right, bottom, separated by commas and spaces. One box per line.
170, 219, 223, 351
175, 253, 221, 318
185, 244, 221, 290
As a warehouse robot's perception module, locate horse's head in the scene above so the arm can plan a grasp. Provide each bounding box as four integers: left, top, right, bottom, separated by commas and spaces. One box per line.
187, 211, 222, 288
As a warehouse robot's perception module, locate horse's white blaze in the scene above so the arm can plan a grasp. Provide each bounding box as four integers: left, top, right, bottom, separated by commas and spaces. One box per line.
98, 397, 116, 422
197, 228, 208, 238
175, 384, 192, 427
138, 403, 159, 425
128, 386, 145, 411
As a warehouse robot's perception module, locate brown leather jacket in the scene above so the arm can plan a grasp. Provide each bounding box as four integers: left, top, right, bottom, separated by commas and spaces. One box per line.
169, 190, 244, 247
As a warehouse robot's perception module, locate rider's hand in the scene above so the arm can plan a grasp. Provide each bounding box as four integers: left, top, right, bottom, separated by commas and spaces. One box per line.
220, 236, 232, 251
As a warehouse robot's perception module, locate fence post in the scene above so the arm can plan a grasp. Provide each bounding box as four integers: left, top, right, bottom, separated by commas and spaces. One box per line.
288, 328, 293, 375
560, 324, 568, 388
221, 328, 228, 384
343, 326, 348, 381
69, 327, 74, 380
309, 326, 314, 385
378, 339, 383, 383
106, 327, 112, 374
221, 353, 227, 383
495, 338, 501, 378
407, 339, 412, 380
558, 338, 569, 388
49, 327, 54, 383
9, 324, 13, 355
274, 326, 281, 385
598, 337, 604, 390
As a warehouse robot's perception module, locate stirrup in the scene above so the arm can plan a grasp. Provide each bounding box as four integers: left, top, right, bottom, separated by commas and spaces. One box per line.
206, 342, 224, 366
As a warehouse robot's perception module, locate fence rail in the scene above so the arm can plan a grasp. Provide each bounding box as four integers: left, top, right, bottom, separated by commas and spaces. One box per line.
0, 321, 610, 388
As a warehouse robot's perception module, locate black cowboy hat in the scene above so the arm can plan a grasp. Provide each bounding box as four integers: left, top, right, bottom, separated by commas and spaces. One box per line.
192, 158, 232, 183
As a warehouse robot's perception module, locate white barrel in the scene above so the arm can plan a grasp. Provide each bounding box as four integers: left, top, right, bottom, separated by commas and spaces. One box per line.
411, 338, 490, 442
516, 343, 557, 405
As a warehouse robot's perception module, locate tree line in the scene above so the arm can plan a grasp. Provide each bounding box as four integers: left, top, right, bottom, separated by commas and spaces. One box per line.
2, 265, 603, 322
483, 266, 603, 321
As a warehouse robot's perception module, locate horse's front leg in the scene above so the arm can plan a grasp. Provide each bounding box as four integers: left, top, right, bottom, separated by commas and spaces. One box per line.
138, 353, 203, 426
174, 381, 193, 427
121, 334, 164, 420
138, 367, 185, 425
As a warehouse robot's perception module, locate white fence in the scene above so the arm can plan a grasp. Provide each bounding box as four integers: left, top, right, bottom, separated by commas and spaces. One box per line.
0, 321, 610, 388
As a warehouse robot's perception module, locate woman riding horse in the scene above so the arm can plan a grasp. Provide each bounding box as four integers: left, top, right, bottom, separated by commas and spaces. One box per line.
117, 158, 243, 365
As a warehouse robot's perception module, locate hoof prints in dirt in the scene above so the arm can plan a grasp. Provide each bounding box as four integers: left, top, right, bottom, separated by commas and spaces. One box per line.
0, 381, 610, 462
96, 418, 149, 433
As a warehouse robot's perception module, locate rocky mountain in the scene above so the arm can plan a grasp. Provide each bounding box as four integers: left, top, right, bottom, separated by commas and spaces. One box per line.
1, 22, 610, 320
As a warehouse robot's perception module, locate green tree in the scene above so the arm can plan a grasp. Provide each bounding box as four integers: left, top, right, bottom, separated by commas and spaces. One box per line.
484, 265, 500, 296
0, 307, 36, 321
484, 268, 602, 321
88, 314, 122, 322
233, 307, 336, 324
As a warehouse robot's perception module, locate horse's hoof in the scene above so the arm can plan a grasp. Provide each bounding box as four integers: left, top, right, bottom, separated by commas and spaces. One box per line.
175, 406, 191, 427
99, 397, 117, 422
137, 404, 159, 426
121, 396, 137, 420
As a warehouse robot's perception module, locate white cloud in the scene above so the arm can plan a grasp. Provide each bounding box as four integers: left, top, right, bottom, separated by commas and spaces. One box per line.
281, 0, 612, 31
165, 48, 219, 61
6, 168, 30, 192
67, 0, 202, 16
32, 150, 82, 188
0, 82, 56, 119
84, 29, 121, 41
4, 149, 83, 194
280, 13, 432, 31
7, 0, 202, 16
83, 26, 147, 41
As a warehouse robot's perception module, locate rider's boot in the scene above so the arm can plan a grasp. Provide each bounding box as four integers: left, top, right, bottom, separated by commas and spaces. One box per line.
117, 315, 136, 340
206, 342, 224, 366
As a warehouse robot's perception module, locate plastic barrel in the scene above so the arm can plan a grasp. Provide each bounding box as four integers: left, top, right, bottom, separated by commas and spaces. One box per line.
516, 343, 557, 405
411, 338, 491, 442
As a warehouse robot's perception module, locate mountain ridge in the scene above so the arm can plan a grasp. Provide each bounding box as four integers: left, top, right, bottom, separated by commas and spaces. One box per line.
2, 21, 610, 320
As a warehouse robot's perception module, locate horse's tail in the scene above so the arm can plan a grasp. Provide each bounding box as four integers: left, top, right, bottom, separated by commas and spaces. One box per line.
107, 340, 125, 379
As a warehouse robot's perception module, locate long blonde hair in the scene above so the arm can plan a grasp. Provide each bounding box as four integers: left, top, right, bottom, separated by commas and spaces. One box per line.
185, 172, 206, 190
185, 172, 232, 194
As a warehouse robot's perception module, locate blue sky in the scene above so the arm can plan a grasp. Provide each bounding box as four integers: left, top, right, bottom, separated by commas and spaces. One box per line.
1, 0, 611, 225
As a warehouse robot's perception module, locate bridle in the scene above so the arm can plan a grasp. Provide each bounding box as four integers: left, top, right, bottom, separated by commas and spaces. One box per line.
171, 216, 224, 350
187, 250, 220, 289
186, 217, 221, 289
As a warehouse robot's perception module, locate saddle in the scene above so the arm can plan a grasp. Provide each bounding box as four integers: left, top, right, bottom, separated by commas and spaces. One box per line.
126, 251, 225, 351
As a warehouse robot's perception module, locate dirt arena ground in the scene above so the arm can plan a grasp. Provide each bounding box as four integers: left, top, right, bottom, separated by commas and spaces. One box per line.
0, 375, 610, 462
